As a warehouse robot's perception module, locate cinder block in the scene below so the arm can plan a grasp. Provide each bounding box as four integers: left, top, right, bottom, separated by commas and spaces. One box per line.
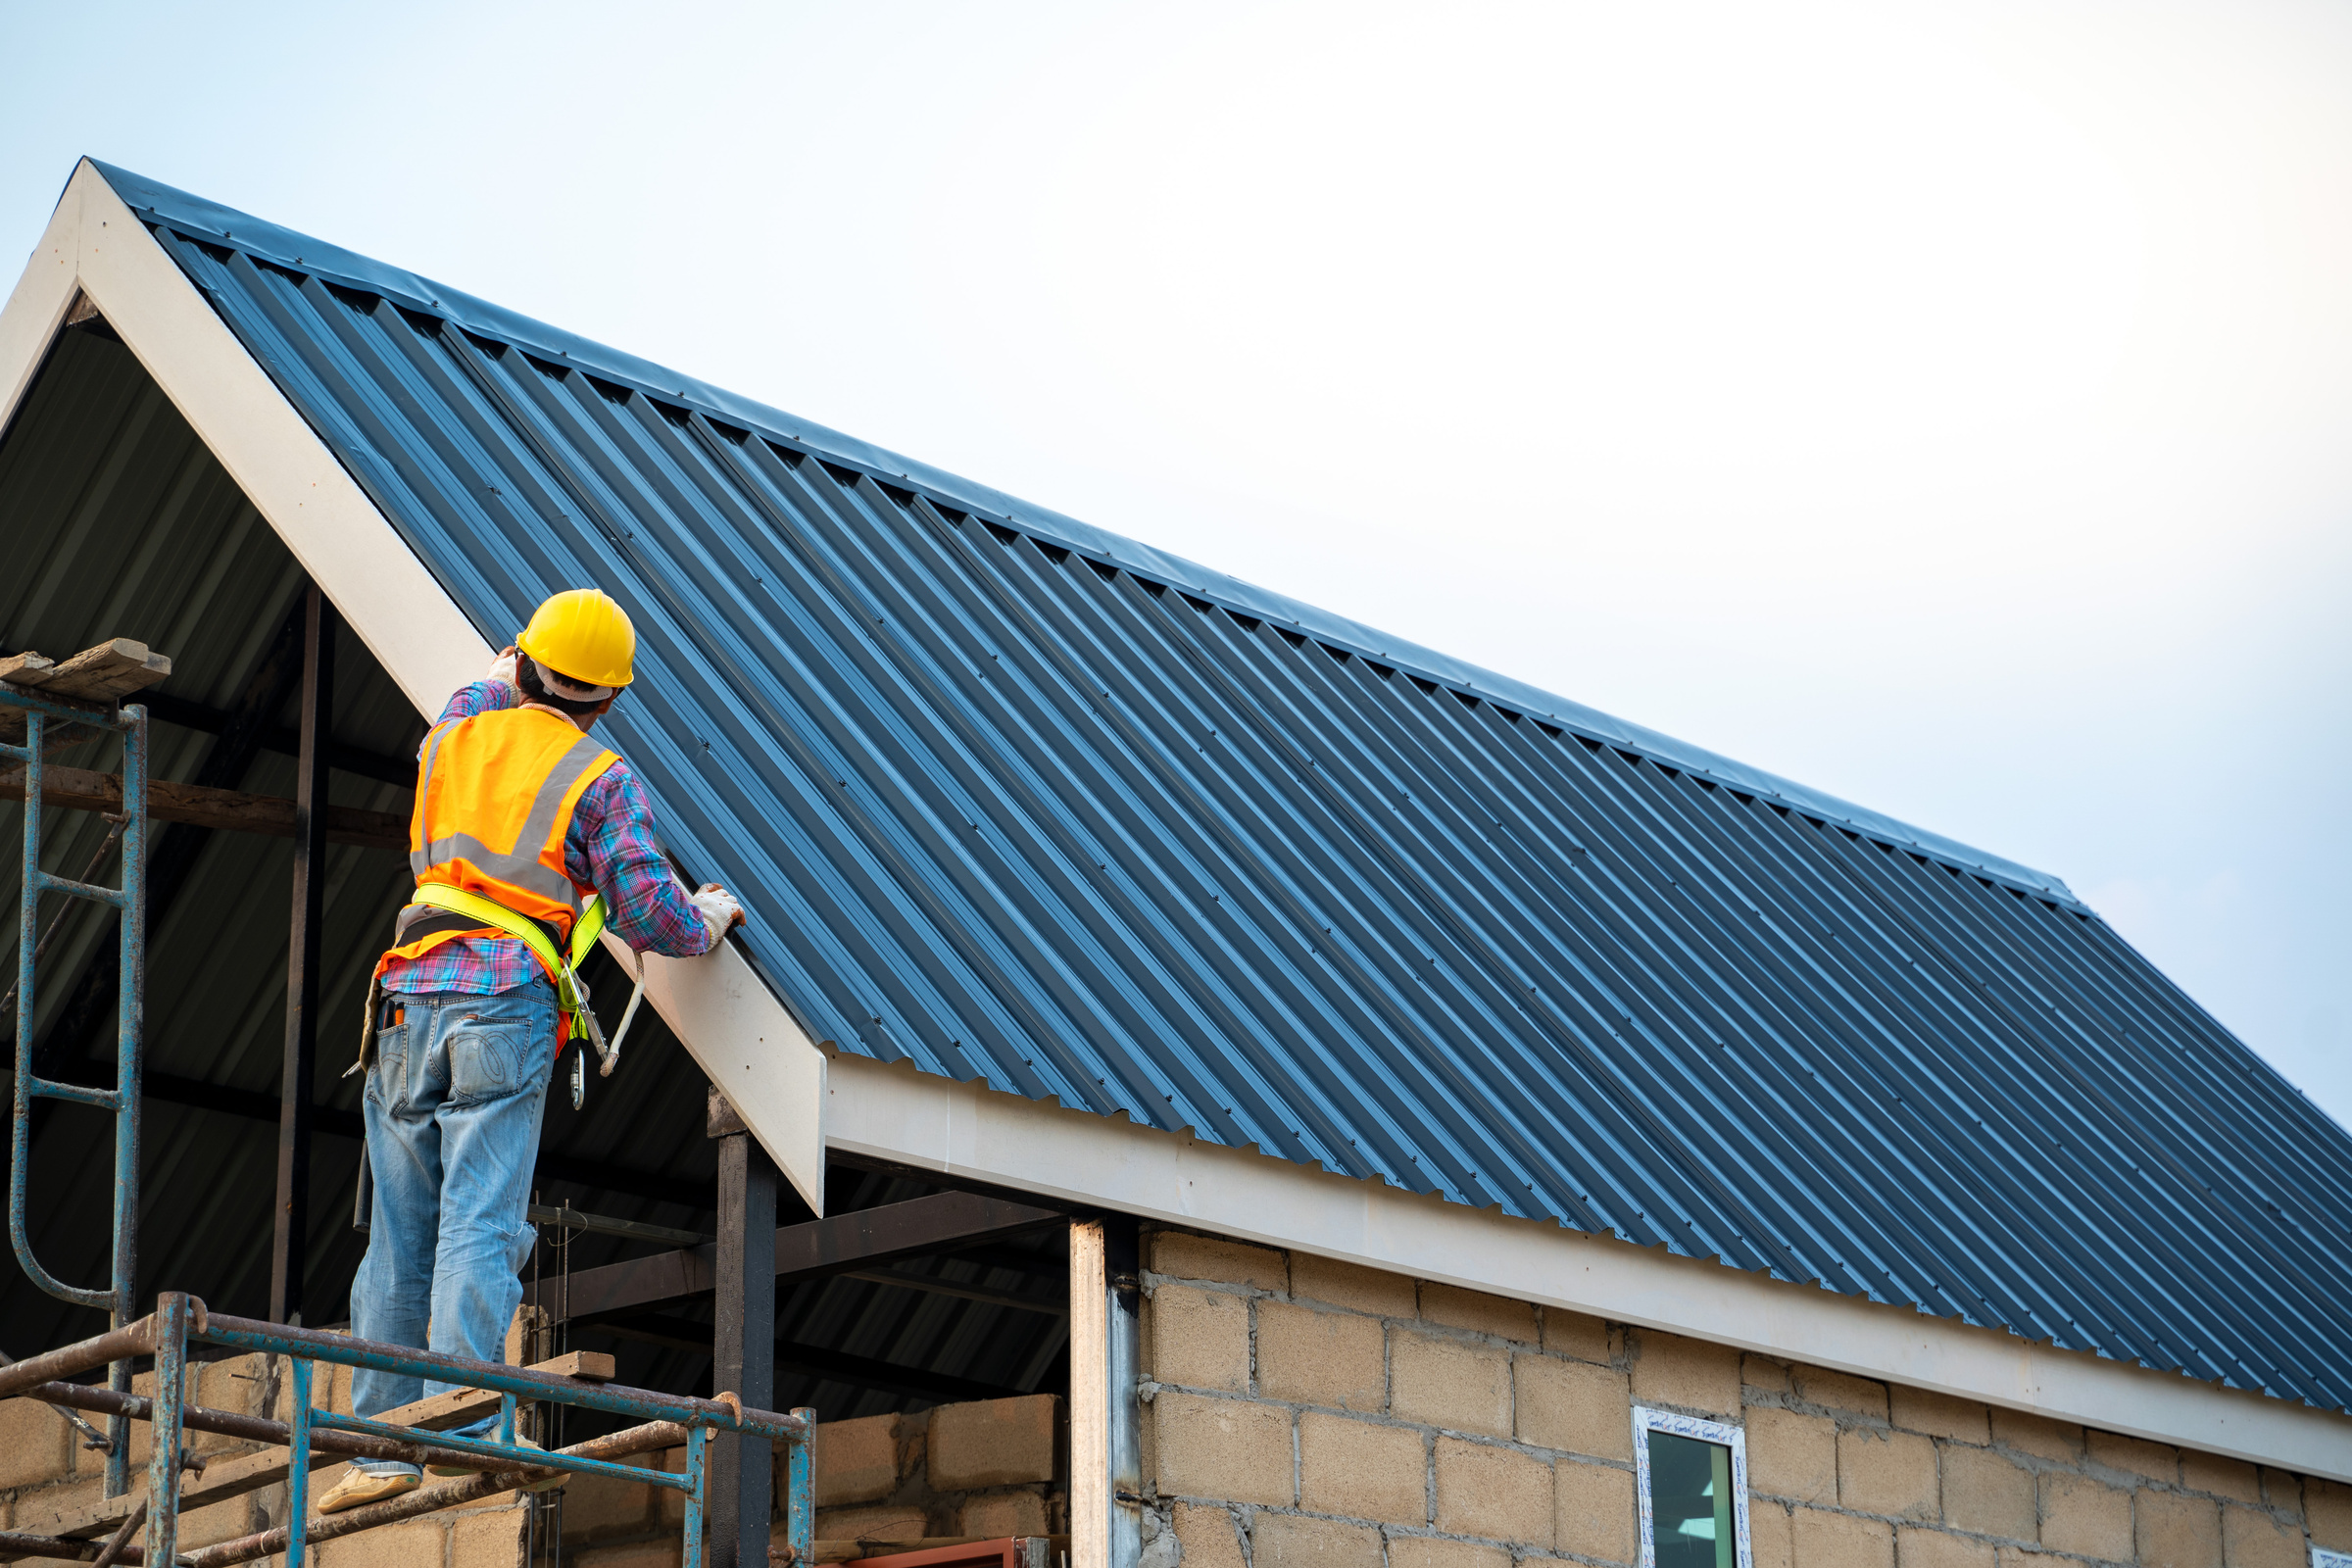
1746, 1406, 1837, 1504
959, 1490, 1050, 1536
1742, 1355, 1794, 1395
315, 1517, 448, 1567
2137, 1490, 2223, 1568
2308, 1479, 2352, 1548
1552, 1458, 1634, 1565
1893, 1527, 1992, 1568
929, 1394, 1059, 1489
1793, 1367, 1888, 1423
2087, 1429, 2178, 1484
451, 1503, 528, 1568
1291, 1253, 1418, 1317
1513, 1356, 1631, 1460
193, 1355, 265, 1453
1751, 1500, 1794, 1568
1543, 1310, 1611, 1365
1420, 1284, 1538, 1344
1791, 1507, 1893, 1568
1252, 1511, 1385, 1568
2223, 1505, 2305, 1568
2039, 1472, 2132, 1560
1838, 1428, 1936, 1521
11, 1476, 101, 1535
814, 1412, 905, 1506
2181, 1453, 2261, 1506
1939, 1444, 2034, 1541
177, 1491, 263, 1550
1433, 1437, 1551, 1546
1259, 1301, 1386, 1412
1153, 1286, 1252, 1394
0, 1397, 74, 1489
1629, 1333, 1740, 1418
1989, 1409, 2081, 1463
1388, 1536, 1513, 1568
1299, 1411, 1427, 1524
1886, 1389, 1987, 1446
1391, 1329, 1512, 1438
1152, 1231, 1286, 1291
1153, 1392, 1295, 1505
817, 1504, 931, 1543
2258, 1469, 2303, 1520
1174, 1501, 1249, 1568
560, 1466, 658, 1536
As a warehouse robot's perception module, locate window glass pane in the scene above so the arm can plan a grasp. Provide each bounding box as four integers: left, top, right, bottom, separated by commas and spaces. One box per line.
1646, 1430, 1735, 1568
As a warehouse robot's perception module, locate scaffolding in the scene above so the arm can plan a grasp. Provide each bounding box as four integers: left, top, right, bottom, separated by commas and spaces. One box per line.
3, 664, 816, 1567
0, 1296, 814, 1567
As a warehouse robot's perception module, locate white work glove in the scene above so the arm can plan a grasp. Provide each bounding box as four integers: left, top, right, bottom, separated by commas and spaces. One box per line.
691, 883, 745, 946
486, 645, 520, 689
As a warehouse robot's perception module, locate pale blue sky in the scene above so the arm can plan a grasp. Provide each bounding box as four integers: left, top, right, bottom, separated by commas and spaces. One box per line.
5, 1, 2346, 1124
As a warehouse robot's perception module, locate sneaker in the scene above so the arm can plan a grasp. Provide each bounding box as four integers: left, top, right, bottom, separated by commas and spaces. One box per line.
316, 1467, 421, 1514
428, 1433, 568, 1493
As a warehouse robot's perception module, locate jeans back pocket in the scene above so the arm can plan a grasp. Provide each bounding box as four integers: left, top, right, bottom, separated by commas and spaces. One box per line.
447, 1016, 520, 1103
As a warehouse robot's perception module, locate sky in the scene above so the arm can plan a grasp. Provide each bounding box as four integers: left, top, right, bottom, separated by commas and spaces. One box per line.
3, 0, 2347, 1124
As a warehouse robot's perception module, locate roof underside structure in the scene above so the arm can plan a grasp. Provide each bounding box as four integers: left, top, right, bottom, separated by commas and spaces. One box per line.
9, 164, 2350, 1418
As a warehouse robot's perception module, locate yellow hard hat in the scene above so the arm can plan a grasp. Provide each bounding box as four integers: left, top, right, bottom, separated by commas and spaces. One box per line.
516, 589, 636, 690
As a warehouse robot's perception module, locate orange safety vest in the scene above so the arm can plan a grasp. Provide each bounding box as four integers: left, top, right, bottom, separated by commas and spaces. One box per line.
375, 706, 619, 988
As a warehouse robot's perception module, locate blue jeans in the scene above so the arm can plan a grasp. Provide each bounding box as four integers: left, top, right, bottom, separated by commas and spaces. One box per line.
350, 987, 556, 1476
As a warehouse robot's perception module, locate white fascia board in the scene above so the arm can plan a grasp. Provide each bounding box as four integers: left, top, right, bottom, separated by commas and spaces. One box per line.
827, 1052, 2352, 1481
0, 161, 826, 1214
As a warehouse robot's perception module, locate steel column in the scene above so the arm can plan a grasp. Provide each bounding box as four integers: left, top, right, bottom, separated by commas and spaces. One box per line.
270, 584, 333, 1326
143, 1292, 189, 1568
106, 705, 146, 1498
1069, 1218, 1141, 1568
710, 1104, 777, 1568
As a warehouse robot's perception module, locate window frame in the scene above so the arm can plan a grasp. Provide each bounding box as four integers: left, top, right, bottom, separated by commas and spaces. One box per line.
1633, 1404, 1752, 1568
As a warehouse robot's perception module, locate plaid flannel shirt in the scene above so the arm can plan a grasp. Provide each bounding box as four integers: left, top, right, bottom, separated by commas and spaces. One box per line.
380, 679, 718, 996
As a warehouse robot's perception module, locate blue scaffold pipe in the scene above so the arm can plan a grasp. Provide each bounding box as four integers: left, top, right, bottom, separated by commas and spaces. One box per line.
305, 1409, 687, 1490
787, 1409, 816, 1568
683, 1425, 708, 1568
288, 1357, 315, 1566
190, 1313, 810, 1441
106, 705, 146, 1499
145, 1294, 190, 1568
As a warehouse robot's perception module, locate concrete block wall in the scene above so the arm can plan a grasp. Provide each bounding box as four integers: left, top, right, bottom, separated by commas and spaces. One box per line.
562, 1392, 1066, 1568
0, 1348, 529, 1567
1139, 1227, 2347, 1568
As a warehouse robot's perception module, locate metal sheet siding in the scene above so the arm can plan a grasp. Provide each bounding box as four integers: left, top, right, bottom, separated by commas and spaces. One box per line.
115, 181, 2352, 1410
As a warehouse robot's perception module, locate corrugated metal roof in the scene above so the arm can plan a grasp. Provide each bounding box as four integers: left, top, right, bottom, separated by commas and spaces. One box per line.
76, 164, 2352, 1411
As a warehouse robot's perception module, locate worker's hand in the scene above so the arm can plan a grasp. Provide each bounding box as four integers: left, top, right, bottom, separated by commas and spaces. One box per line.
692, 883, 748, 944
487, 644, 520, 689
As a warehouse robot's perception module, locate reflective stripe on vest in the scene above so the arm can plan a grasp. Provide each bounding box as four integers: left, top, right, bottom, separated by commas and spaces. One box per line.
382, 707, 618, 984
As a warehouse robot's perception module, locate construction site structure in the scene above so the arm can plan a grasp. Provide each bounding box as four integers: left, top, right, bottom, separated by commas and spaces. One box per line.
1, 646, 818, 1568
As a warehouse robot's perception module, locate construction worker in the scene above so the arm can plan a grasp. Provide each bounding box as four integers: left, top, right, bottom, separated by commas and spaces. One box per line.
320, 589, 747, 1514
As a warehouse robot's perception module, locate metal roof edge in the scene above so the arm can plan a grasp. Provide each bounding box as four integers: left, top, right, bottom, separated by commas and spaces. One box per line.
89, 159, 2078, 907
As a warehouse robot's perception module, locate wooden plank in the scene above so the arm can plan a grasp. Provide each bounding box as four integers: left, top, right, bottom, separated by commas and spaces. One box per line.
24, 1350, 619, 1542
4, 638, 172, 702
0, 763, 408, 850
369, 1348, 615, 1435
536, 1191, 1068, 1320
1068, 1221, 1106, 1568
0, 652, 55, 684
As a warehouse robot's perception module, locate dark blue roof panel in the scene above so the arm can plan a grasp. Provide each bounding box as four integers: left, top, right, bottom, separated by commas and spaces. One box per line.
96, 163, 2352, 1411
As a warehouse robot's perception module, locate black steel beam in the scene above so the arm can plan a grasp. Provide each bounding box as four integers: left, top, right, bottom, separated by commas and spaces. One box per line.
136, 690, 417, 789
710, 1129, 777, 1568
5, 1065, 712, 1211
270, 585, 332, 1326
534, 1190, 1068, 1320
586, 1312, 1025, 1404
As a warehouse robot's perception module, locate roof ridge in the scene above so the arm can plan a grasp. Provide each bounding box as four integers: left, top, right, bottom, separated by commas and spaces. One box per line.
87, 159, 2076, 906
